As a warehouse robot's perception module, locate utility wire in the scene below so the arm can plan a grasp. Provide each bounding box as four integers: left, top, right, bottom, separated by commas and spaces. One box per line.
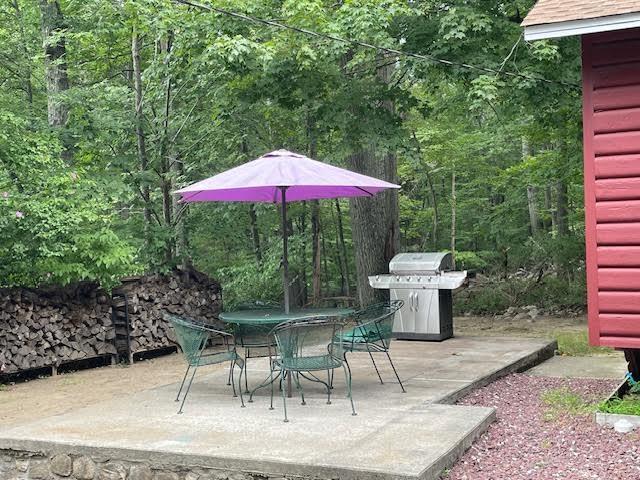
173, 0, 580, 90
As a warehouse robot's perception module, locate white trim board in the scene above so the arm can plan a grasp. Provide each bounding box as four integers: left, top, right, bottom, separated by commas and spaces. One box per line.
524, 12, 640, 41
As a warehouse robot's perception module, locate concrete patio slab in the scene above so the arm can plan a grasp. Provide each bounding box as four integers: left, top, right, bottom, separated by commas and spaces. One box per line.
527, 354, 627, 379
0, 336, 555, 480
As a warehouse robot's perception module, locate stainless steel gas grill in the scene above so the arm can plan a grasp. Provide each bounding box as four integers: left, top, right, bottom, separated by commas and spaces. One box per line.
368, 252, 467, 341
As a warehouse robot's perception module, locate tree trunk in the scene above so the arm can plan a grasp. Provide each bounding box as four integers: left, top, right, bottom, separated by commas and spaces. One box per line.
556, 180, 569, 235
172, 153, 190, 268
523, 138, 539, 236
248, 204, 262, 263
11, 0, 34, 104
321, 221, 329, 294
450, 167, 456, 269
347, 150, 398, 306
543, 185, 553, 231
306, 112, 322, 303
335, 199, 350, 296
298, 203, 308, 305
39, 0, 71, 162
427, 170, 439, 250
158, 34, 174, 264
131, 28, 152, 248
311, 200, 322, 303
527, 186, 539, 236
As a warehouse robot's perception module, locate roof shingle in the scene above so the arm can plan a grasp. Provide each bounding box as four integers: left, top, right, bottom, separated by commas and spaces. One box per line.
522, 0, 640, 27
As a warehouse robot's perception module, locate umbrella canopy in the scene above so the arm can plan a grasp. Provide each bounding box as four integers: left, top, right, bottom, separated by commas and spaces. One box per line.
175, 149, 400, 312
174, 149, 399, 203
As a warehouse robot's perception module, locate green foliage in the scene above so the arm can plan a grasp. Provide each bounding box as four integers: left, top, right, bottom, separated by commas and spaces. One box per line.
554, 331, 614, 356
541, 387, 595, 421
455, 275, 586, 315
598, 395, 640, 417
0, 0, 587, 312
216, 248, 283, 309
0, 108, 138, 289
455, 251, 488, 271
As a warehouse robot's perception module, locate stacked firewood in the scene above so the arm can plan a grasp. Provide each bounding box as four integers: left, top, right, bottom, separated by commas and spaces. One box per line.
115, 269, 222, 354
0, 269, 222, 374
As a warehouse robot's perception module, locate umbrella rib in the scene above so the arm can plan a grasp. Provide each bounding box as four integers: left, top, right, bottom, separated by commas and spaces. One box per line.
355, 186, 375, 197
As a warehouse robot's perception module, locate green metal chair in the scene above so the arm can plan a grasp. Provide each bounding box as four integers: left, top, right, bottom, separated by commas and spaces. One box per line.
270, 316, 356, 422
336, 300, 406, 392
231, 300, 280, 395
165, 314, 245, 414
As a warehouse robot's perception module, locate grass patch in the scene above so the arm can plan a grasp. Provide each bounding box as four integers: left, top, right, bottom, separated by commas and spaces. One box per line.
598, 394, 640, 416
541, 387, 595, 421
554, 330, 614, 356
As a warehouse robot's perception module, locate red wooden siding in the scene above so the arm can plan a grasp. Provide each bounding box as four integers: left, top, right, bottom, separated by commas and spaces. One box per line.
584, 29, 640, 347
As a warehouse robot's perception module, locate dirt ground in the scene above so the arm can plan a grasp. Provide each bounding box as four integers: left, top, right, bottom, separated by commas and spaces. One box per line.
455, 314, 587, 337
1, 315, 591, 428
1, 353, 191, 428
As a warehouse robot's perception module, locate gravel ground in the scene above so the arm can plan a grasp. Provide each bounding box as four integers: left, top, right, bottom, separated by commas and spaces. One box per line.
447, 374, 640, 480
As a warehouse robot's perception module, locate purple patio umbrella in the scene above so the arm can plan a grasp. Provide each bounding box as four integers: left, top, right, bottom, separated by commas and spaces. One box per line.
175, 149, 399, 313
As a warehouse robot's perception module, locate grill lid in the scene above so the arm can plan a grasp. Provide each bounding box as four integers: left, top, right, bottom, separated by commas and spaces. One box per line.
389, 252, 452, 274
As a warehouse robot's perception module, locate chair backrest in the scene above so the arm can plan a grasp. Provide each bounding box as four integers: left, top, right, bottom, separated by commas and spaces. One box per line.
233, 322, 276, 348
272, 317, 345, 367
353, 300, 404, 349
165, 314, 211, 366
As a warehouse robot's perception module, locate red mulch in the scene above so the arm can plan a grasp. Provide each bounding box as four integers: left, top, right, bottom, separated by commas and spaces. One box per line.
446, 373, 640, 480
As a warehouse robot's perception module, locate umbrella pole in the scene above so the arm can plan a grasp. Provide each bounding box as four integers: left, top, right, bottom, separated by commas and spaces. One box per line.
280, 187, 290, 314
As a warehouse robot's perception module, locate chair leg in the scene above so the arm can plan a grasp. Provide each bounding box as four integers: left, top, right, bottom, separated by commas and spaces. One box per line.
244, 348, 250, 394
269, 363, 275, 410
280, 367, 289, 422
175, 364, 191, 402
237, 359, 246, 408
327, 370, 332, 405
342, 360, 357, 416
177, 364, 198, 414
367, 349, 384, 385
230, 359, 237, 397
293, 372, 306, 405
227, 361, 232, 386
385, 351, 406, 393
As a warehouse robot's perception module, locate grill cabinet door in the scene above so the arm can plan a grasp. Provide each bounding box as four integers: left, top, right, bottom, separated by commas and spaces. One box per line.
391, 289, 415, 334
414, 289, 439, 334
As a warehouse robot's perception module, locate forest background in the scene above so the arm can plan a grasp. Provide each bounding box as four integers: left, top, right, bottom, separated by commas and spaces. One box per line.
0, 0, 585, 314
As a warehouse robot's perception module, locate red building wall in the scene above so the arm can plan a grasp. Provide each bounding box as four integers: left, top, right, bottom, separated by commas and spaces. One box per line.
583, 28, 640, 348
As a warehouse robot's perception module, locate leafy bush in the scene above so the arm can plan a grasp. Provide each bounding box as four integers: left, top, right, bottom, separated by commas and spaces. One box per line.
215, 245, 283, 308
0, 113, 138, 289
454, 250, 488, 271
455, 274, 586, 315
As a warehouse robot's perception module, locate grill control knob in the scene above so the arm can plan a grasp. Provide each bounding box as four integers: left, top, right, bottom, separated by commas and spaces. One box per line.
396, 275, 400, 281
417, 277, 421, 282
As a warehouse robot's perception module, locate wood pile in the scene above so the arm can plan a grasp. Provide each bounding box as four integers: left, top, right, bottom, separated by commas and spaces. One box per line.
0, 269, 221, 374
115, 269, 222, 354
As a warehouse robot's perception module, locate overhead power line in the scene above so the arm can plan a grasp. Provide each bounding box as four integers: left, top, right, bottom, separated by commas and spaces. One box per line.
173, 0, 580, 90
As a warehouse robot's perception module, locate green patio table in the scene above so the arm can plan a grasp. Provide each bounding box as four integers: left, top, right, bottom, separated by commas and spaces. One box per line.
219, 307, 354, 325
220, 307, 355, 399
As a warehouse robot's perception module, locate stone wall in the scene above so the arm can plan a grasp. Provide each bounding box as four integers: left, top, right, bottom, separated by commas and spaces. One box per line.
0, 450, 294, 480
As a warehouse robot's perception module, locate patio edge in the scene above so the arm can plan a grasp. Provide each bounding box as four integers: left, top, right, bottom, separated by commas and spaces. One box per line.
435, 338, 557, 405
